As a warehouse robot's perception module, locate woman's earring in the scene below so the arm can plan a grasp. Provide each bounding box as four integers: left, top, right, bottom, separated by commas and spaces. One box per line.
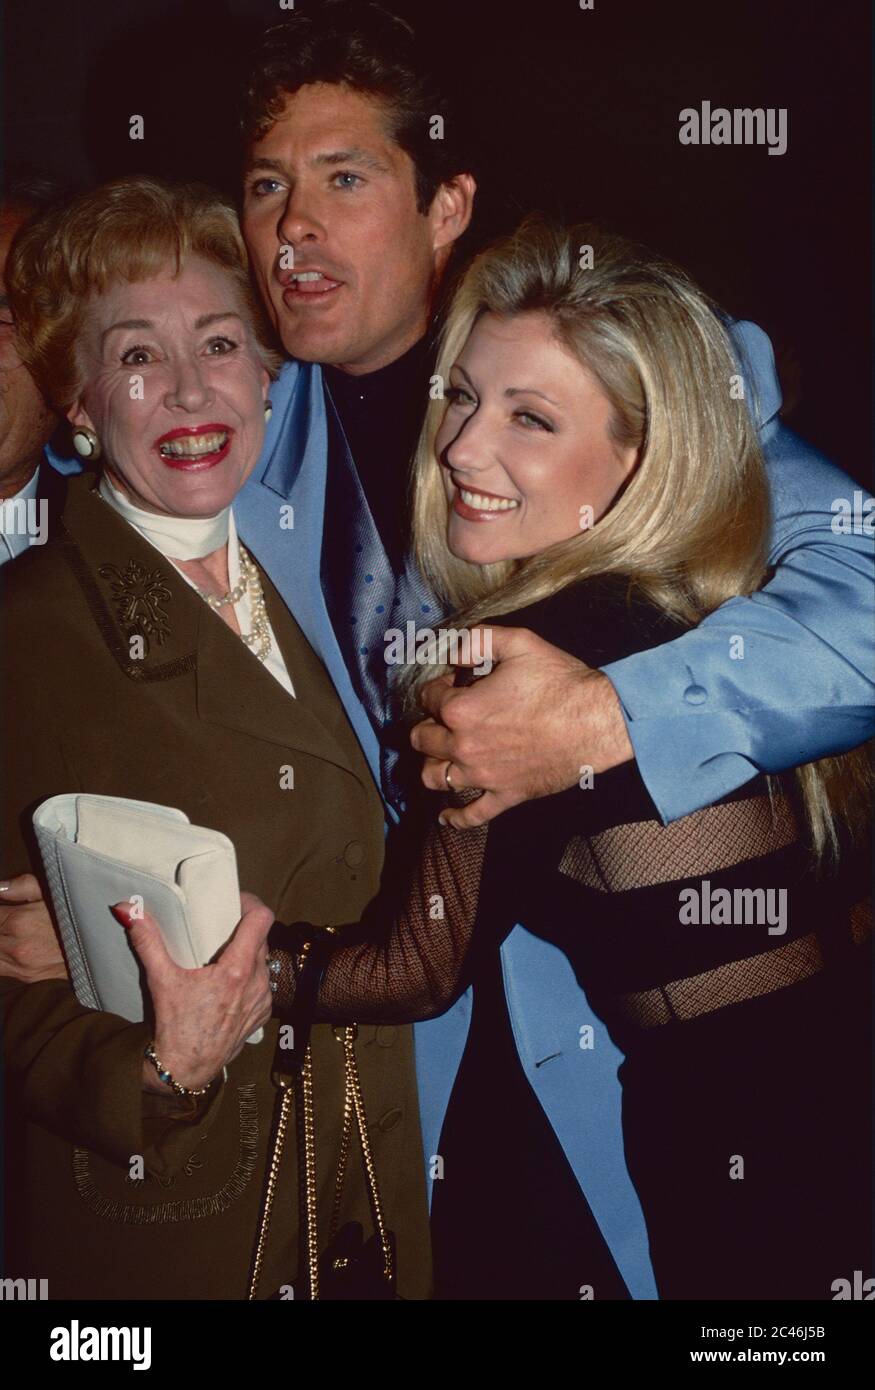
72, 427, 101, 460
264, 401, 273, 423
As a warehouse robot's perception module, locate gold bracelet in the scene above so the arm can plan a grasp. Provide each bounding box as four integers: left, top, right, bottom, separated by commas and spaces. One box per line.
144, 1042, 223, 1098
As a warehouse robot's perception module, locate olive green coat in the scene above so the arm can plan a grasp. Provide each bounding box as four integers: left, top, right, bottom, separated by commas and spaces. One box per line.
0, 471, 431, 1300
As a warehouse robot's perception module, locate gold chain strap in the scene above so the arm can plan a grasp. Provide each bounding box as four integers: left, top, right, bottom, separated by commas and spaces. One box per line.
328, 1034, 355, 1243
299, 1046, 319, 1299
247, 1025, 394, 1300
337, 1026, 394, 1286
247, 1074, 294, 1301
247, 1044, 320, 1301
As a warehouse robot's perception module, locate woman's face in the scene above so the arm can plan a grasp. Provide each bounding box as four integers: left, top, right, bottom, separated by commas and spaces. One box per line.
69, 255, 270, 517
436, 311, 638, 565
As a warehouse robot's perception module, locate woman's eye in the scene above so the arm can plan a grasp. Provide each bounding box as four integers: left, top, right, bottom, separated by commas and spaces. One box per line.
205, 336, 238, 356
446, 385, 475, 406
516, 410, 553, 432
120, 345, 153, 366
332, 171, 363, 190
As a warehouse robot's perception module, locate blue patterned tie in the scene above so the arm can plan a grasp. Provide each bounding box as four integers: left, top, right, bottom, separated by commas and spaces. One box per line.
320, 392, 440, 811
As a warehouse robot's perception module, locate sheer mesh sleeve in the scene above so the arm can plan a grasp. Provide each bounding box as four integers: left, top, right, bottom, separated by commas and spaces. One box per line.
271, 788, 500, 1023
555, 787, 799, 894
534, 776, 871, 1030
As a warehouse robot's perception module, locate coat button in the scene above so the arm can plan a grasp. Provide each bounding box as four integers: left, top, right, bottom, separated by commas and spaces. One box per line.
378, 1107, 403, 1132
375, 1026, 396, 1048
683, 683, 708, 705
343, 840, 365, 868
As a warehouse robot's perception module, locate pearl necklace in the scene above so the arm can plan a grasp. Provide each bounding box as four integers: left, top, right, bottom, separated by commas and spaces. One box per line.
195, 542, 272, 663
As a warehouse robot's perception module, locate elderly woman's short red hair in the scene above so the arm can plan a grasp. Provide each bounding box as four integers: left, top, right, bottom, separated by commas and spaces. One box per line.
7, 175, 282, 409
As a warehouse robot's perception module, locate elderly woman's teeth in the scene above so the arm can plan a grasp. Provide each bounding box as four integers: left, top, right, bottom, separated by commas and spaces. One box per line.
459, 488, 520, 512
159, 431, 228, 458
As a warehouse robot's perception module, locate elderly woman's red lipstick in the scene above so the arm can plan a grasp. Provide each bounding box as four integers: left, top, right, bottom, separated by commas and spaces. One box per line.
154, 424, 234, 471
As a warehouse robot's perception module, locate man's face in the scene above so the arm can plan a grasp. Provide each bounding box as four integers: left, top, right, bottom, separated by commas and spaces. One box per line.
242, 83, 448, 375
0, 205, 58, 495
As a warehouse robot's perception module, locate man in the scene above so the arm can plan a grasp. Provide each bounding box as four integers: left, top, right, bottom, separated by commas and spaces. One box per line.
232, 4, 874, 1298
238, 9, 474, 815
3, 3, 873, 1297
0, 183, 69, 991
0, 183, 63, 566
235, 5, 873, 827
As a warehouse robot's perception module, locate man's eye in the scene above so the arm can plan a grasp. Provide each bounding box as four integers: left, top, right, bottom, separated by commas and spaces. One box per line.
120, 345, 153, 366
445, 385, 475, 406
332, 171, 363, 190
249, 177, 283, 198
205, 336, 238, 356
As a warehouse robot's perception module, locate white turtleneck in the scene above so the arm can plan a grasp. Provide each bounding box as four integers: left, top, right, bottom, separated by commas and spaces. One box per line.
98, 473, 295, 698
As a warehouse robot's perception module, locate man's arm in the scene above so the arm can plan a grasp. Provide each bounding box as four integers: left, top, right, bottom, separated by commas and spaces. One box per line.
602, 425, 874, 822
0, 874, 67, 981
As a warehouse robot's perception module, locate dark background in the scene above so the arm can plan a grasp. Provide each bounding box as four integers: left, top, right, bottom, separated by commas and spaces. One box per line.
2, 0, 871, 484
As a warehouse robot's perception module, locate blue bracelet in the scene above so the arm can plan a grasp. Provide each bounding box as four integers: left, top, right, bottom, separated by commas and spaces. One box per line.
144, 1041, 224, 1098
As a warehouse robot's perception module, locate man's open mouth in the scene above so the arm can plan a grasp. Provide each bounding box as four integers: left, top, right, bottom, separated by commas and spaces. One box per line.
283, 270, 343, 297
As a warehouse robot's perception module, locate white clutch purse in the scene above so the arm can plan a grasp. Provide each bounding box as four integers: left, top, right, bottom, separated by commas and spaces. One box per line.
32, 793, 262, 1044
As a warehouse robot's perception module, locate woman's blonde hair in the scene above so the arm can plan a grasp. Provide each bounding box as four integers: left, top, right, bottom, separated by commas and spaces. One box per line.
7, 175, 282, 409
408, 217, 870, 860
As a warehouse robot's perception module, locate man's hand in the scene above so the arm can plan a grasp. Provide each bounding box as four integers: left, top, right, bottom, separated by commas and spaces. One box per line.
0, 874, 67, 982
410, 625, 634, 829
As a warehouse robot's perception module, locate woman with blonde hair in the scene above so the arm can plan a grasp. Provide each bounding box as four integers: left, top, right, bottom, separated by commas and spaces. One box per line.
242, 216, 870, 1300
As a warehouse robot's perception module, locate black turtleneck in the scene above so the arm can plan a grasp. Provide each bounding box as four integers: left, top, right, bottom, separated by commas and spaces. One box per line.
322, 335, 433, 575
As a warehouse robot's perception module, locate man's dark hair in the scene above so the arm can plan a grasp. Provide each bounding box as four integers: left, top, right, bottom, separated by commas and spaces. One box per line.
240, 1, 471, 215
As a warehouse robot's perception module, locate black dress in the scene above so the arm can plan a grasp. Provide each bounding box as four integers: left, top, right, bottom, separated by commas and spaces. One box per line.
273, 576, 872, 1300
430, 944, 631, 1301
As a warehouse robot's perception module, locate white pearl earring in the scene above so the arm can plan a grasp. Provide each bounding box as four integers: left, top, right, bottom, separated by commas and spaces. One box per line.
264, 401, 273, 423
72, 427, 101, 460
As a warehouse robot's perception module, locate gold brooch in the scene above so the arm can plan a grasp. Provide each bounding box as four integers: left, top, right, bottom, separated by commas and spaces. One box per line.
98, 560, 173, 646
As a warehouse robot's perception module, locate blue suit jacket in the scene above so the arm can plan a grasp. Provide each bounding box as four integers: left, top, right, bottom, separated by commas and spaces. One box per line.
45, 322, 874, 1300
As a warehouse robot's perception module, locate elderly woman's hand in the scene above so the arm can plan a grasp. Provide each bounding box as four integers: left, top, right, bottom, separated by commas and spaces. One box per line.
111, 892, 275, 1095
0, 874, 68, 982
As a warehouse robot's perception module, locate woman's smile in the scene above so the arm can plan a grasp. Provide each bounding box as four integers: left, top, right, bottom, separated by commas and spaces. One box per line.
451, 478, 521, 521
154, 423, 235, 471
437, 311, 638, 565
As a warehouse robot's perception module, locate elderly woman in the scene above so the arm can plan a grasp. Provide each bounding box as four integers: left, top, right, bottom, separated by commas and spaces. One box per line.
0, 177, 430, 1300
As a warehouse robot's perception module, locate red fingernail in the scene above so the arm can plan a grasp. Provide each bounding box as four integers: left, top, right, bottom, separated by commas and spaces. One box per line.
110, 902, 134, 928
